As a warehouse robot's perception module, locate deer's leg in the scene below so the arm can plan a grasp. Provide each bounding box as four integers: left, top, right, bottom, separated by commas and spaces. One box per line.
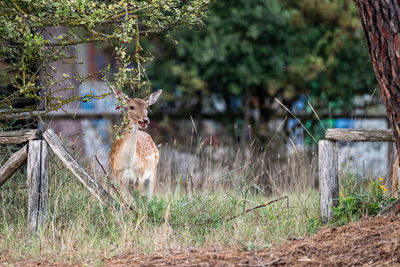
117, 169, 136, 204
144, 172, 156, 200
136, 175, 144, 195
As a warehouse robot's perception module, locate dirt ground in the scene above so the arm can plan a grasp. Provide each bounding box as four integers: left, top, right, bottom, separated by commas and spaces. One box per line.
3, 214, 400, 266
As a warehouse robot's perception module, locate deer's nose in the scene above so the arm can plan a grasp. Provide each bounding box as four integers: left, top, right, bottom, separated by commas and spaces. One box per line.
143, 118, 149, 124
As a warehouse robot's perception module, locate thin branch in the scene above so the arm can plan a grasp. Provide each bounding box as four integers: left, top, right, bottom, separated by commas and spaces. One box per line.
45, 36, 112, 46
167, 195, 289, 227
138, 20, 183, 35
94, 155, 133, 212
226, 195, 289, 221
44, 20, 183, 46
1, 18, 183, 48
0, 42, 19, 48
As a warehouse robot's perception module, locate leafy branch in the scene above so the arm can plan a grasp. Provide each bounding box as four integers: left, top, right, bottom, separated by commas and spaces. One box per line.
0, 0, 209, 124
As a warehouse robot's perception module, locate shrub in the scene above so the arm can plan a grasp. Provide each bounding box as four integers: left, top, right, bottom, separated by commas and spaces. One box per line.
332, 175, 395, 225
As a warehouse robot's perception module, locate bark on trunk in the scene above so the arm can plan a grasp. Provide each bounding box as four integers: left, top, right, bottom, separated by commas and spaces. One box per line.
354, 0, 400, 154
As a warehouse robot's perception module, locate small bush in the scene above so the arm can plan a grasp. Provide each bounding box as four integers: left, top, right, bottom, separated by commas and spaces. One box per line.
332, 175, 395, 225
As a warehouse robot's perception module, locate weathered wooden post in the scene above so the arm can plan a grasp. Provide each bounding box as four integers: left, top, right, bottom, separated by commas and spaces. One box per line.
27, 140, 49, 234
318, 140, 339, 223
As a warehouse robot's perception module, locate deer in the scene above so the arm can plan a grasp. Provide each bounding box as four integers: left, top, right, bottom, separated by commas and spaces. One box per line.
109, 88, 162, 203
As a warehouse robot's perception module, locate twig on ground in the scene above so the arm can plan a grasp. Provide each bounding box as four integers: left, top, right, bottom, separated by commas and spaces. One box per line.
266, 258, 281, 266
229, 237, 266, 267
253, 252, 266, 267
169, 195, 289, 227
226, 195, 289, 222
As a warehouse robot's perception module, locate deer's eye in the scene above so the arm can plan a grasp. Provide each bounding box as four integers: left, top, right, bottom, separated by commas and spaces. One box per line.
130, 106, 135, 110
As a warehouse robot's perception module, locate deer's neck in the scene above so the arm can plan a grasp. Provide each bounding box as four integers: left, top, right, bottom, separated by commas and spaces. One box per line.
124, 122, 139, 139
122, 123, 139, 166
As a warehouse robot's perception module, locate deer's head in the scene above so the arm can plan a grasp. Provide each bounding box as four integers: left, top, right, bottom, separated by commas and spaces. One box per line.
110, 86, 162, 129
126, 90, 162, 129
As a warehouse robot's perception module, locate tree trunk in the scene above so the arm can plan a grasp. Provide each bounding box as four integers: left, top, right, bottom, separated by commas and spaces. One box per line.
354, 0, 400, 155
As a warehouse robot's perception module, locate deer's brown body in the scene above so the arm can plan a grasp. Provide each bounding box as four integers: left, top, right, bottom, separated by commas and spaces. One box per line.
109, 90, 162, 201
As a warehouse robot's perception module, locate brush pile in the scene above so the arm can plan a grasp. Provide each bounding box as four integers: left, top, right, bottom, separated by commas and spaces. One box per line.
4, 214, 400, 266
108, 214, 400, 266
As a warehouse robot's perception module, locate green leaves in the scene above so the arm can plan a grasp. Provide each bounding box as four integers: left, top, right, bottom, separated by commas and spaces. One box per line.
0, 0, 209, 119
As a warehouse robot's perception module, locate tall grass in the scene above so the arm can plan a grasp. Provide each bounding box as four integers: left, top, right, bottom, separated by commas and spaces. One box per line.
157, 138, 317, 195
0, 137, 320, 264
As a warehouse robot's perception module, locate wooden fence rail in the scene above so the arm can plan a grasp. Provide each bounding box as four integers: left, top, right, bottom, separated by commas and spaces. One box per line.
0, 128, 119, 234
0, 145, 27, 187
319, 128, 396, 222
0, 129, 42, 144
2, 108, 391, 121
325, 128, 395, 142
43, 129, 117, 206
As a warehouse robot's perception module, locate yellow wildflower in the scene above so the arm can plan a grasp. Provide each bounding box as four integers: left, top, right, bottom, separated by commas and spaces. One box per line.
339, 193, 343, 197
379, 177, 384, 182
381, 185, 388, 192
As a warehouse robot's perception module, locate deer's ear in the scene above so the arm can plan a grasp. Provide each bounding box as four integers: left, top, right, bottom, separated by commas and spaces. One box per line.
145, 90, 162, 105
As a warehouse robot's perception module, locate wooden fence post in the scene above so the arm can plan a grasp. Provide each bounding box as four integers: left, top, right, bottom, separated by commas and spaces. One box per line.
319, 140, 339, 223
27, 140, 49, 234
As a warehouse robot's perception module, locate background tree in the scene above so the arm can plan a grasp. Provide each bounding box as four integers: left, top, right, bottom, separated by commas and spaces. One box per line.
0, 0, 209, 124
145, 0, 377, 143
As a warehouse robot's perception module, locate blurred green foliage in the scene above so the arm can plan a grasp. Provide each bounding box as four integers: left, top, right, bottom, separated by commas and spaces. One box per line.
146, 0, 377, 116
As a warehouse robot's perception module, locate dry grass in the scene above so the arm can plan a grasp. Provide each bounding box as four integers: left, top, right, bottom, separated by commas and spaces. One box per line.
156, 136, 318, 195
0, 137, 320, 265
